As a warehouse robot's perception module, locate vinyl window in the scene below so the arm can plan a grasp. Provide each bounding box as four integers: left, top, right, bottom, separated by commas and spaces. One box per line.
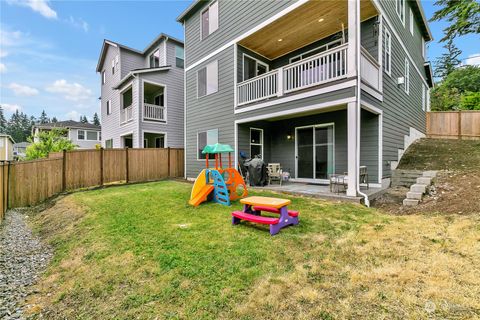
396, 0, 405, 25
102, 71, 106, 84
105, 139, 113, 149
87, 131, 99, 141
197, 60, 218, 97
243, 55, 268, 81
250, 128, 263, 158
78, 130, 85, 140
201, 1, 219, 39
404, 58, 410, 94
106, 100, 111, 115
409, 9, 414, 35
175, 45, 184, 68
149, 48, 161, 68
384, 28, 392, 76
422, 84, 426, 111
197, 129, 218, 160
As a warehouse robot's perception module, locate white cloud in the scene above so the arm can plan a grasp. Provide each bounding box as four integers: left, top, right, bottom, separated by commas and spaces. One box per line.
65, 110, 81, 121
0, 63, 6, 73
0, 28, 24, 47
464, 53, 480, 66
6, 0, 57, 19
45, 79, 92, 102
0, 103, 22, 113
67, 16, 89, 32
0, 49, 8, 58
8, 82, 39, 96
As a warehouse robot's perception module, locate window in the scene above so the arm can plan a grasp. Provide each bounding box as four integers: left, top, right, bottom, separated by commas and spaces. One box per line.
197, 129, 218, 159
396, 0, 405, 25
102, 71, 106, 84
201, 1, 218, 39
144, 139, 148, 148
105, 139, 113, 149
155, 136, 165, 148
289, 39, 342, 63
197, 60, 218, 97
404, 58, 410, 94
243, 55, 268, 81
154, 93, 164, 106
122, 87, 133, 108
86, 131, 97, 141
409, 9, 414, 35
175, 45, 184, 68
384, 28, 392, 76
78, 130, 85, 140
112, 58, 115, 75
421, 38, 426, 58
250, 128, 263, 158
106, 100, 111, 115
149, 48, 161, 68
422, 84, 426, 111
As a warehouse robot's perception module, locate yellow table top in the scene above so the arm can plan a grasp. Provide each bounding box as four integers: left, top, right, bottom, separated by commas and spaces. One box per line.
240, 196, 291, 209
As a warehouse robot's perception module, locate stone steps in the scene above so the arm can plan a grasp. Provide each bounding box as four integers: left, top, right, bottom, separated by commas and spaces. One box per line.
402, 171, 437, 206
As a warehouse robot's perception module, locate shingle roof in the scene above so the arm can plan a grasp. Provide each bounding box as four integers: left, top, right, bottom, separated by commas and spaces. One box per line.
34, 120, 101, 130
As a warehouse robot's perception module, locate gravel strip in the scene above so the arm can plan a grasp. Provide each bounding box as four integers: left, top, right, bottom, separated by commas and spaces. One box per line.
0, 211, 52, 319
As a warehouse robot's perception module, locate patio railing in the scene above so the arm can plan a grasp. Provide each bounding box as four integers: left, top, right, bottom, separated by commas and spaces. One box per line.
144, 103, 166, 122
120, 105, 133, 124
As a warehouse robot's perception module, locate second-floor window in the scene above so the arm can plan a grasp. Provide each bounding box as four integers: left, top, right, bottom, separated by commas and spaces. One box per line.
149, 48, 161, 68
106, 100, 111, 115
243, 55, 268, 81
201, 1, 219, 39
384, 28, 392, 76
102, 71, 106, 84
396, 0, 405, 25
404, 58, 410, 94
197, 60, 218, 97
78, 130, 100, 141
409, 9, 414, 35
175, 45, 184, 68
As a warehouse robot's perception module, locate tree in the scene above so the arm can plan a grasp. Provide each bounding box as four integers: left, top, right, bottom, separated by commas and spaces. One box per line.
25, 128, 76, 160
80, 115, 88, 123
92, 112, 100, 126
6, 110, 32, 142
51, 117, 58, 123
460, 92, 480, 110
39, 110, 50, 124
0, 107, 7, 134
430, 0, 480, 42
434, 39, 462, 79
431, 65, 480, 110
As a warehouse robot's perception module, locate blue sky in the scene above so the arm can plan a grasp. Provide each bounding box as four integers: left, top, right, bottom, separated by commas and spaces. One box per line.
0, 0, 479, 121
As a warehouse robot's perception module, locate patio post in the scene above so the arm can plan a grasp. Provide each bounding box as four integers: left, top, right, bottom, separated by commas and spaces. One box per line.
347, 101, 359, 197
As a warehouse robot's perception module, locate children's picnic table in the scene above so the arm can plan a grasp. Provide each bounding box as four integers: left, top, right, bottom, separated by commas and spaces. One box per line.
232, 196, 299, 235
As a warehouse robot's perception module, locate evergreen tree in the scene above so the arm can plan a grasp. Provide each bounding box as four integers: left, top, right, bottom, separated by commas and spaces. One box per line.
430, 0, 480, 42
434, 39, 462, 79
92, 112, 100, 126
6, 110, 34, 142
39, 110, 50, 124
0, 107, 7, 134
51, 117, 58, 123
80, 115, 88, 123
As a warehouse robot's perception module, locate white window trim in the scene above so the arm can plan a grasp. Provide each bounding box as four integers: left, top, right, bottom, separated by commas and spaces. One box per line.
422, 84, 426, 111
196, 128, 219, 161
404, 57, 410, 94
106, 100, 111, 115
77, 130, 85, 140
175, 45, 185, 68
149, 47, 162, 68
249, 128, 264, 159
105, 139, 113, 149
102, 70, 106, 85
289, 39, 342, 63
384, 28, 392, 77
141, 79, 168, 124
200, 0, 219, 40
196, 60, 218, 98
396, 0, 405, 26
242, 54, 269, 82
421, 37, 425, 58
84, 130, 100, 141
409, 9, 414, 35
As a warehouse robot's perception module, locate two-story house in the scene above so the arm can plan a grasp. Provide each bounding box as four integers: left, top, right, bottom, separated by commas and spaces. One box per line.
178, 0, 434, 201
96, 33, 184, 149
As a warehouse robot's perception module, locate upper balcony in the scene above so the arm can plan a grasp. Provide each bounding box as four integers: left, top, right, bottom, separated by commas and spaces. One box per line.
235, 0, 381, 108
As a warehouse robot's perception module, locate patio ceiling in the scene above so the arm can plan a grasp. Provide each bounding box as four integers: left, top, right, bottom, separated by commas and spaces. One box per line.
238, 0, 378, 60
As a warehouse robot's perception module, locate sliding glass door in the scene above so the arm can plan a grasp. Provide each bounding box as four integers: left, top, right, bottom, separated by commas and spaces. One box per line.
296, 124, 334, 181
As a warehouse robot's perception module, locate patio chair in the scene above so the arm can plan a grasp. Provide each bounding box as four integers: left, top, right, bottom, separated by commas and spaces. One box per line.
267, 163, 283, 186
329, 166, 369, 193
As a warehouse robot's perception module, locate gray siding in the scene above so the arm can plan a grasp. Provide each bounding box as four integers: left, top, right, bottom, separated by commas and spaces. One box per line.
360, 109, 379, 183
184, 0, 294, 67
120, 49, 144, 78
69, 128, 101, 149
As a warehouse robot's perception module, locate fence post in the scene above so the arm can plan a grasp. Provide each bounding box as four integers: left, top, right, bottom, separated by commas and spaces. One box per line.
6, 161, 11, 210
62, 149, 67, 191
100, 147, 104, 186
167, 147, 171, 177
458, 110, 462, 140
125, 147, 129, 183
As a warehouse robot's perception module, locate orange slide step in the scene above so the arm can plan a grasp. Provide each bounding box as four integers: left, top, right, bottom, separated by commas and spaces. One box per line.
189, 185, 214, 207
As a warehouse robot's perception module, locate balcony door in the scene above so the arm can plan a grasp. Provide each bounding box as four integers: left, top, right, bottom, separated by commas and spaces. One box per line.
295, 124, 334, 182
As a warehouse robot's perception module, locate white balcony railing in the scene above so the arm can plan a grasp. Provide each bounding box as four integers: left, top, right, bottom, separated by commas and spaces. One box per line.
237, 44, 348, 106
144, 103, 166, 122
360, 47, 381, 91
120, 105, 133, 124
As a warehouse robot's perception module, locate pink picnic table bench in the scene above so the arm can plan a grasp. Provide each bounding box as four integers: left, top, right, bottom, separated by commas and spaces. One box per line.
232, 196, 299, 235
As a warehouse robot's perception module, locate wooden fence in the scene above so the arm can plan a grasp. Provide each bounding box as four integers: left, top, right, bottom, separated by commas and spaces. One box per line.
0, 148, 184, 220
427, 111, 480, 140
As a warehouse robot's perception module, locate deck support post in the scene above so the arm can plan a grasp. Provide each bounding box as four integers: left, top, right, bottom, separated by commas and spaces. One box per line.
347, 101, 359, 197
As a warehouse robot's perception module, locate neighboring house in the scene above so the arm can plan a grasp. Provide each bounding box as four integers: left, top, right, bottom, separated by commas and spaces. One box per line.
96, 33, 185, 149
0, 134, 15, 161
13, 142, 30, 160
32, 121, 101, 149
177, 0, 434, 197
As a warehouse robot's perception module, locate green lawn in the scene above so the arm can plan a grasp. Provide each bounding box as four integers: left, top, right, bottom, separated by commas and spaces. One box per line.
28, 181, 480, 319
